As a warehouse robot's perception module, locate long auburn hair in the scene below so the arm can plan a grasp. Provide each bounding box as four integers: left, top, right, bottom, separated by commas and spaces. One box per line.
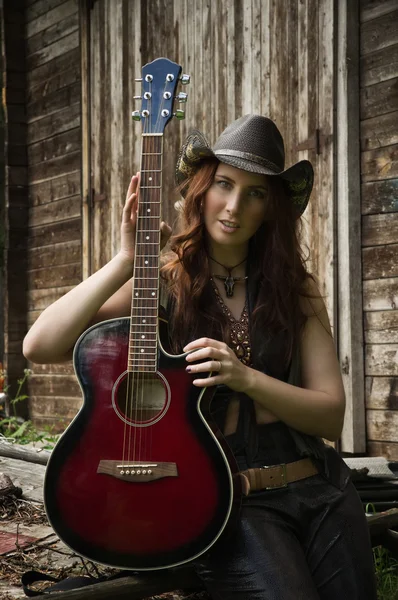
160, 159, 316, 366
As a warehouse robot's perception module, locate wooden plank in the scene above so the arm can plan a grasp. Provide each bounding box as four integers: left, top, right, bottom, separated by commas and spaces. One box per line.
28, 240, 81, 270
336, 0, 364, 453
80, 0, 91, 281
29, 171, 80, 206
27, 81, 81, 122
0, 457, 46, 502
28, 103, 80, 145
362, 212, 398, 246
360, 43, 398, 87
26, 47, 79, 88
367, 409, 398, 441
361, 111, 398, 151
27, 127, 80, 166
28, 63, 80, 107
362, 244, 398, 280
363, 277, 398, 310
27, 30, 79, 71
360, 9, 398, 55
29, 218, 81, 250
28, 263, 81, 289
366, 376, 398, 409
366, 344, 398, 376
29, 195, 81, 227
26, 11, 78, 56
26, 0, 78, 39
26, 0, 68, 22
364, 311, 398, 343
241, 1, 253, 114
360, 76, 398, 120
28, 286, 75, 311
360, 0, 398, 23
362, 178, 398, 214
361, 143, 398, 182
260, 0, 270, 115
368, 441, 398, 459
28, 151, 81, 184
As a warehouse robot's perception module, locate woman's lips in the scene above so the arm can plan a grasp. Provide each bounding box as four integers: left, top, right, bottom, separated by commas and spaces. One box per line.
219, 220, 240, 233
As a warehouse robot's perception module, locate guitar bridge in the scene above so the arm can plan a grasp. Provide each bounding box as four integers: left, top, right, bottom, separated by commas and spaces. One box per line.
97, 460, 178, 482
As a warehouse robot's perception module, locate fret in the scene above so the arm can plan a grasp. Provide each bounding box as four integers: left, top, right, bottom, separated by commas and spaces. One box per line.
129, 134, 163, 363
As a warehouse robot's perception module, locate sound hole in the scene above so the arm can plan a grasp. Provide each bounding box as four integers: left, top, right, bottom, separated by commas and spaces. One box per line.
114, 372, 168, 424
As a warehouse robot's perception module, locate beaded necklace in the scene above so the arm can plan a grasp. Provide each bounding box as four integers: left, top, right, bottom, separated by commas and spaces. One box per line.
210, 279, 252, 367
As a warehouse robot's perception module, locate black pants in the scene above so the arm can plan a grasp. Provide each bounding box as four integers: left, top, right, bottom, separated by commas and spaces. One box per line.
193, 423, 377, 600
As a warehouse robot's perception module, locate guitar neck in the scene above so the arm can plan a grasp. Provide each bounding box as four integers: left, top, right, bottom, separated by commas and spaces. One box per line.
128, 134, 163, 373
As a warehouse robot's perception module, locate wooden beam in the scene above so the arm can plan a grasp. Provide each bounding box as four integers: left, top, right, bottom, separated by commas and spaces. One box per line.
80, 0, 91, 279
336, 0, 365, 453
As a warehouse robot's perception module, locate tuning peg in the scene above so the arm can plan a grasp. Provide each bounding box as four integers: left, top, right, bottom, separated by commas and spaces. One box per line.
132, 110, 141, 121
133, 96, 142, 100
180, 74, 190, 85
135, 78, 143, 82
174, 110, 185, 120
176, 92, 188, 103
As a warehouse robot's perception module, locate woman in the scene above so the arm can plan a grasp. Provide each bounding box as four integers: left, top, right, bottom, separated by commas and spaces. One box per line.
23, 115, 376, 599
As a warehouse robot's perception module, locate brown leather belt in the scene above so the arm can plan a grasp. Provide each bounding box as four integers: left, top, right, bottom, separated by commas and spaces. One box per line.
240, 458, 318, 493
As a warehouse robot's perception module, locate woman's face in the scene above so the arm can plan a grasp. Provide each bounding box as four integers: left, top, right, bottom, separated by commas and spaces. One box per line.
203, 163, 269, 253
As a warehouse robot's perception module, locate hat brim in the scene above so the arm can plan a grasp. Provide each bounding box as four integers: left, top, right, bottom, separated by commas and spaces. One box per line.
176, 130, 313, 217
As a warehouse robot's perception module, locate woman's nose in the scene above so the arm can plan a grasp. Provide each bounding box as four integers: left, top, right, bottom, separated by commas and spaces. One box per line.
225, 190, 242, 214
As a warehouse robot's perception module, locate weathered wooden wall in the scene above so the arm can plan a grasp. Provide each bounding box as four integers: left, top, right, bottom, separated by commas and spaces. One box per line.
360, 0, 398, 457
88, 0, 335, 306
2, 0, 29, 418
24, 0, 82, 428
21, 0, 337, 430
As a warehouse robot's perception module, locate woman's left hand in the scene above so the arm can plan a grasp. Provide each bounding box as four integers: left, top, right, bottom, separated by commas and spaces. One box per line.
183, 337, 252, 392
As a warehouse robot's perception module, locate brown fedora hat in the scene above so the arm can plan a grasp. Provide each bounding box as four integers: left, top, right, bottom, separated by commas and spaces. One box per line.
175, 114, 314, 217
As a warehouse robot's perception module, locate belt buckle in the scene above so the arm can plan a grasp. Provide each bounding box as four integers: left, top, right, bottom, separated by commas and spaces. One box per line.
261, 463, 288, 490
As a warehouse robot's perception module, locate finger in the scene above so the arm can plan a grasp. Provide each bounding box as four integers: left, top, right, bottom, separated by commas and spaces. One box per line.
122, 193, 138, 222
186, 359, 220, 374
160, 222, 172, 237
185, 348, 219, 363
183, 338, 224, 353
191, 375, 222, 387
126, 174, 139, 200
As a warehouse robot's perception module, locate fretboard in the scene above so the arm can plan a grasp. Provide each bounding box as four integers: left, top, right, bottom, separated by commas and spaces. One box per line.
128, 135, 163, 372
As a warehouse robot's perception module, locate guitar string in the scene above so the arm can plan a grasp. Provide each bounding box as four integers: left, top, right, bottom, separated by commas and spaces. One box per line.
127, 76, 171, 466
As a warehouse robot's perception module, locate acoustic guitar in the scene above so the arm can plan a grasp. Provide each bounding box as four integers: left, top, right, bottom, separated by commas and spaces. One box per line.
44, 58, 241, 571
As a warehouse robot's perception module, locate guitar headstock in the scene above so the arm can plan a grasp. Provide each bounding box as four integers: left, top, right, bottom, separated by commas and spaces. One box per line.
132, 58, 190, 134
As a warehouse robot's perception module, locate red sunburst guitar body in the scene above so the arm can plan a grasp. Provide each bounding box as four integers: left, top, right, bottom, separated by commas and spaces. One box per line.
43, 58, 241, 570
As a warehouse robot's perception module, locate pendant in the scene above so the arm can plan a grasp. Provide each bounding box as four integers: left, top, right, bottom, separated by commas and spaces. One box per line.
224, 275, 235, 298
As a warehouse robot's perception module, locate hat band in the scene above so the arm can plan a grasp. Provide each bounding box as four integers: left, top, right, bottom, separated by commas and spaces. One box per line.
214, 149, 283, 173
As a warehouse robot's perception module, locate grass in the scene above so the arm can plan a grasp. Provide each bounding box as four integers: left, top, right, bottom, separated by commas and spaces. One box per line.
374, 546, 398, 600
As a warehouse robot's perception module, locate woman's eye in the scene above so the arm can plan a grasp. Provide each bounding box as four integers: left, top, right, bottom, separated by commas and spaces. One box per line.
216, 180, 230, 189
248, 189, 265, 198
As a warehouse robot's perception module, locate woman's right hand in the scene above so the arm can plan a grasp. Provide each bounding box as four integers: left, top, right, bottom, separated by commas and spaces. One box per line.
120, 172, 172, 264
